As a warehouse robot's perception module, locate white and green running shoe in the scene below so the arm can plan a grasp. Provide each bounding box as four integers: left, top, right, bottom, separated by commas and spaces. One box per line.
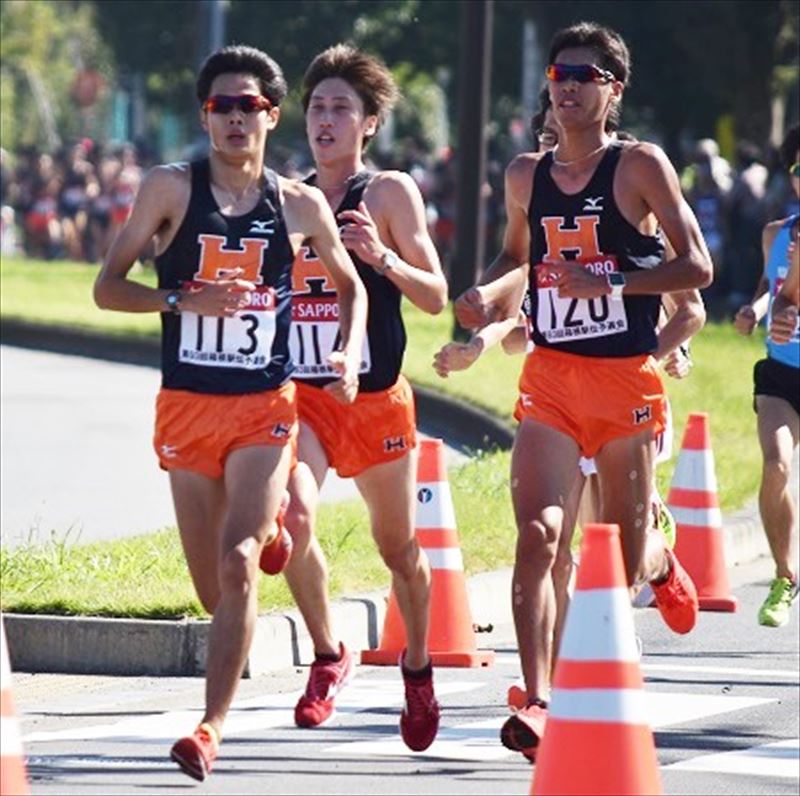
758, 577, 799, 627
653, 496, 677, 549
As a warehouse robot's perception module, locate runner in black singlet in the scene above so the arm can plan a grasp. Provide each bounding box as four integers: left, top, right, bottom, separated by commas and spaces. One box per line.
94, 45, 367, 782
277, 45, 447, 752
453, 22, 713, 761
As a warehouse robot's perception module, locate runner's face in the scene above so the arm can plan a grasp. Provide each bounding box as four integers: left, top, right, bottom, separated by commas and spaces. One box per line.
306, 77, 377, 165
548, 46, 621, 133
201, 73, 278, 159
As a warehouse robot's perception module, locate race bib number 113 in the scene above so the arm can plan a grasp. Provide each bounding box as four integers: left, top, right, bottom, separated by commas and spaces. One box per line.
178, 281, 276, 370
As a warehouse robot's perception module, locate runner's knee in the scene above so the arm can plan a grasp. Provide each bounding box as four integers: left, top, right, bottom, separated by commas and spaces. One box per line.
218, 541, 258, 596
378, 536, 422, 579
285, 502, 314, 550
516, 519, 558, 568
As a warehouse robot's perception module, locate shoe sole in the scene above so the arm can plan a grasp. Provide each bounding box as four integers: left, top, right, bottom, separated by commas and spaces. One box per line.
170, 748, 207, 782
500, 715, 540, 758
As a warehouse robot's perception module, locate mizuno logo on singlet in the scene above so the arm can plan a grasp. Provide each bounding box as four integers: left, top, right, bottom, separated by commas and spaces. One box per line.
583, 196, 604, 212
249, 219, 276, 234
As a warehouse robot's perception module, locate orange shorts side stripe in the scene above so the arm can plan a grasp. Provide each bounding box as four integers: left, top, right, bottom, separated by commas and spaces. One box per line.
153, 382, 297, 479
514, 347, 666, 458
296, 375, 417, 478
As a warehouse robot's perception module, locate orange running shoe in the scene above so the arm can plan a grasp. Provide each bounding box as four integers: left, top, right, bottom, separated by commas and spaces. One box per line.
259, 491, 292, 575
651, 547, 699, 634
500, 698, 547, 762
170, 722, 219, 781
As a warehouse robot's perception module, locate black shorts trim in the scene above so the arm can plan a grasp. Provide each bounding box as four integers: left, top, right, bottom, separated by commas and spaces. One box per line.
753, 357, 800, 416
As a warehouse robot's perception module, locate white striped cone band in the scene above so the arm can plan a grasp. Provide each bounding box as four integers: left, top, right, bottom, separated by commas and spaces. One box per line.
415, 481, 457, 530
558, 587, 640, 663
670, 449, 718, 492
549, 687, 649, 724
423, 547, 464, 572
669, 505, 723, 529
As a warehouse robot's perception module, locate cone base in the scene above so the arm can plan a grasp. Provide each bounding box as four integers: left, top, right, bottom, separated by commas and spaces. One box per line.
361, 648, 495, 667
532, 718, 662, 795
699, 595, 738, 612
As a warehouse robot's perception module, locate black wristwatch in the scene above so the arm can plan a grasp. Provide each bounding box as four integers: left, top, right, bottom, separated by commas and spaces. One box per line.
165, 290, 182, 314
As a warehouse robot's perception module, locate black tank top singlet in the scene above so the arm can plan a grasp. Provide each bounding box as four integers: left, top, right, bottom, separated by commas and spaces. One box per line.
527, 142, 664, 357
289, 171, 406, 392
155, 158, 295, 393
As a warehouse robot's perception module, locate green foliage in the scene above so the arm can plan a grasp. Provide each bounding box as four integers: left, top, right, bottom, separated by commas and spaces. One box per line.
0, 0, 113, 151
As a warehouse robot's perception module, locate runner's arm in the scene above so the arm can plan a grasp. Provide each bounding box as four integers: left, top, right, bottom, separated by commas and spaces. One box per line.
338, 172, 447, 314
654, 289, 705, 362
734, 222, 780, 334
433, 315, 522, 378
454, 155, 535, 328
94, 166, 253, 317
292, 185, 368, 402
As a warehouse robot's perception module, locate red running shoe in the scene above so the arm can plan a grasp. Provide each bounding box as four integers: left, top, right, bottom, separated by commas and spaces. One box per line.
399, 652, 440, 752
651, 547, 699, 634
170, 722, 219, 782
295, 643, 355, 728
259, 491, 292, 575
500, 698, 547, 762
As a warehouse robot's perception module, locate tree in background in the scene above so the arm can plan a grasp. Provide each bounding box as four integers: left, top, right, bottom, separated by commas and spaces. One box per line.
1, 0, 113, 152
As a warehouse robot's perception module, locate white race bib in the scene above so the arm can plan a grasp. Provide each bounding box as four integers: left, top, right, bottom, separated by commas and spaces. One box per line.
178, 282, 276, 370
290, 293, 371, 378
535, 257, 628, 344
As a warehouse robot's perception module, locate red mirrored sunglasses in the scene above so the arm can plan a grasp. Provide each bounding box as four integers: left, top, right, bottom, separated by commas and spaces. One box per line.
546, 64, 616, 84
202, 94, 272, 114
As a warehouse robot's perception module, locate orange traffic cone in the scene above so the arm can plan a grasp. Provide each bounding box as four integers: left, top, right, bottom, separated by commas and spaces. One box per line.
361, 439, 494, 667
1, 615, 30, 796
532, 524, 662, 796
669, 413, 737, 612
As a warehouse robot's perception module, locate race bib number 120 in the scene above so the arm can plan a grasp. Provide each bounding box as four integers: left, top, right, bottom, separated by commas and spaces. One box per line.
535, 256, 628, 344
178, 281, 276, 370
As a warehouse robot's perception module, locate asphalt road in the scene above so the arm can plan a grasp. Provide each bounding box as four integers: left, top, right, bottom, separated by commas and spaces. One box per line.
0, 345, 465, 549
10, 557, 800, 796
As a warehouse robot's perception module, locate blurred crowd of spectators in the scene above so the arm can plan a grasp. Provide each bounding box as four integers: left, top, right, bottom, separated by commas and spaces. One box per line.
0, 139, 151, 264
1, 133, 797, 318
680, 137, 799, 315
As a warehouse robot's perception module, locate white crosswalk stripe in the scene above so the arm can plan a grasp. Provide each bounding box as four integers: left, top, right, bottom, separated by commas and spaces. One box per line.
664, 739, 800, 779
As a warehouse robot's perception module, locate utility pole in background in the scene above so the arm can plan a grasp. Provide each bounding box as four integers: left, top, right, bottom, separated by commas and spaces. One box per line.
451, 0, 493, 341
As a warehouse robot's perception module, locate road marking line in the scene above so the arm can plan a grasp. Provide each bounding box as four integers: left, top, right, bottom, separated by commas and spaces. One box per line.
22, 679, 482, 745
642, 664, 799, 680
664, 739, 799, 779
325, 691, 775, 762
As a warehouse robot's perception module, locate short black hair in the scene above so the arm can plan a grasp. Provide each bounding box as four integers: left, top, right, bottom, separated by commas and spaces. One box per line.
196, 45, 287, 107
779, 124, 799, 169
529, 86, 552, 141
547, 22, 631, 131
548, 21, 631, 86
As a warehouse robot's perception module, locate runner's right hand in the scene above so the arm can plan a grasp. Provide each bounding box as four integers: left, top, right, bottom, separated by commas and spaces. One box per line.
181, 269, 256, 317
770, 305, 798, 345
454, 287, 494, 330
733, 304, 757, 336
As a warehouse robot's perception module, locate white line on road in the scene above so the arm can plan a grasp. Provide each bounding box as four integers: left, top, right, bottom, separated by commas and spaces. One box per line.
664, 739, 799, 779
22, 679, 483, 745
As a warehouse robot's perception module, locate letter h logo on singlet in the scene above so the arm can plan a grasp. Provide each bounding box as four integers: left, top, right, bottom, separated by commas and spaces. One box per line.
540, 215, 601, 260
195, 234, 269, 284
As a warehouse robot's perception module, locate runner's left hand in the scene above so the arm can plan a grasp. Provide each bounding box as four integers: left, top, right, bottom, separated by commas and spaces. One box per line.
551, 261, 608, 299
324, 350, 359, 404
338, 202, 386, 268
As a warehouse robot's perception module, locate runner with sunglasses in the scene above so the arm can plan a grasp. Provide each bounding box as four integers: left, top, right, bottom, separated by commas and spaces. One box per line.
94, 45, 366, 781
734, 124, 799, 628
273, 44, 447, 751
450, 22, 713, 761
